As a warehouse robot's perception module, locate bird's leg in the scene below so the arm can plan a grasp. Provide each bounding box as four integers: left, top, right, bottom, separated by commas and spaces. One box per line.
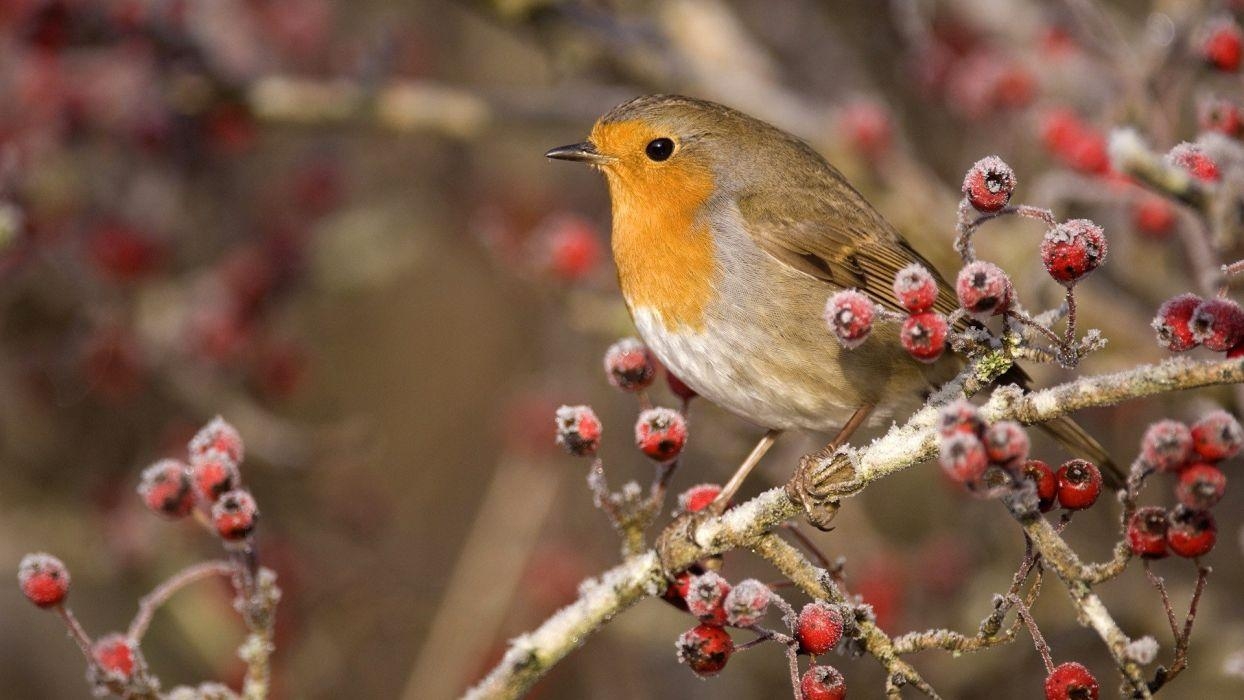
711, 429, 782, 512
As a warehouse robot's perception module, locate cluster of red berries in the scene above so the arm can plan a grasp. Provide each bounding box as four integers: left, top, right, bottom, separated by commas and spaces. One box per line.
1152, 293, 1244, 355
1127, 412, 1240, 559
825, 266, 951, 363
1040, 108, 1111, 175
937, 400, 1104, 509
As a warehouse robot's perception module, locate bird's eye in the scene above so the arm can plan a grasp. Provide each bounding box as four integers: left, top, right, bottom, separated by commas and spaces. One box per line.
645, 137, 674, 161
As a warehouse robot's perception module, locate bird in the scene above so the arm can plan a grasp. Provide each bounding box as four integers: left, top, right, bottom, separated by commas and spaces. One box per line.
546, 94, 1110, 504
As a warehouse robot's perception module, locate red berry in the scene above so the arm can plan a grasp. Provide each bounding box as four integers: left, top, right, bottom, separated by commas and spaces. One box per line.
17, 553, 69, 608
137, 459, 195, 518
1022, 460, 1058, 512
211, 489, 259, 542
1056, 459, 1102, 510
837, 99, 892, 160
663, 571, 694, 611
189, 416, 244, 464
1044, 661, 1099, 700
676, 623, 734, 676
893, 263, 938, 314
685, 571, 731, 625
634, 407, 688, 462
900, 312, 949, 363
191, 451, 240, 503
1200, 18, 1243, 72
1198, 96, 1244, 138
1190, 298, 1244, 352
956, 261, 1012, 317
1039, 108, 1110, 175
1041, 219, 1107, 286
87, 222, 164, 283
603, 338, 656, 392
1191, 409, 1244, 461
1167, 142, 1220, 182
92, 633, 138, 682
796, 602, 845, 655
1132, 195, 1175, 239
824, 289, 875, 348
984, 421, 1030, 467
939, 433, 989, 483
1176, 463, 1227, 510
666, 371, 698, 402
938, 399, 984, 437
1127, 507, 1170, 559
1152, 294, 1203, 351
678, 483, 722, 514
554, 405, 601, 457
723, 578, 771, 627
537, 214, 602, 281
1141, 420, 1194, 472
1166, 506, 1217, 558
962, 156, 1016, 213
800, 664, 847, 700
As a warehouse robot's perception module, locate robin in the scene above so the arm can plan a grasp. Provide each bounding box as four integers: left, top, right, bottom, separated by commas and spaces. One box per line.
546, 94, 1109, 505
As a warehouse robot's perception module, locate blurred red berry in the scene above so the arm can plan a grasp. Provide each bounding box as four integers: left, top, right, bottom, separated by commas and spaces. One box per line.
1190, 298, 1244, 351
940, 433, 988, 483
1044, 661, 1099, 700
603, 338, 656, 392
685, 571, 731, 625
900, 312, 948, 363
191, 451, 240, 503
1039, 109, 1110, 175
1198, 96, 1244, 137
137, 459, 194, 519
1056, 460, 1102, 510
796, 601, 845, 655
1176, 463, 1227, 510
676, 623, 733, 677
87, 222, 163, 283
984, 421, 1029, 467
723, 578, 771, 627
825, 289, 875, 348
678, 483, 722, 514
1152, 294, 1203, 351
837, 98, 892, 160
1041, 219, 1107, 286
635, 407, 687, 462
189, 416, 244, 464
665, 371, 698, 402
1127, 507, 1170, 559
938, 400, 984, 437
962, 156, 1016, 213
1200, 17, 1243, 71
1167, 142, 1220, 182
956, 261, 1011, 317
537, 214, 602, 281
554, 405, 601, 457
1191, 409, 1243, 461
1022, 460, 1058, 512
18, 553, 69, 608
1167, 506, 1217, 558
1141, 420, 1194, 472
893, 263, 938, 313
1132, 195, 1175, 239
211, 489, 259, 542
251, 340, 307, 399
800, 664, 847, 700
205, 102, 257, 155
91, 634, 138, 682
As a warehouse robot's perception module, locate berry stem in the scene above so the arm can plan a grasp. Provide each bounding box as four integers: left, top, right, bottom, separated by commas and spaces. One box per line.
129, 560, 237, 640
55, 605, 95, 664
1008, 594, 1054, 674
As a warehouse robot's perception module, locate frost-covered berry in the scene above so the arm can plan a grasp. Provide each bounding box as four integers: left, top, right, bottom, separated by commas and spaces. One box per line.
137, 459, 195, 518
1141, 420, 1194, 472
1198, 96, 1244, 138
189, 416, 244, 465
1132, 195, 1175, 239
678, 483, 722, 514
1041, 219, 1107, 286
1200, 17, 1243, 72
666, 371, 697, 402
1152, 294, 1203, 351
1022, 460, 1058, 512
824, 289, 875, 348
603, 338, 656, 392
554, 405, 601, 457
676, 623, 734, 677
940, 433, 989, 483
685, 571, 731, 625
211, 489, 259, 542
1128, 507, 1170, 559
18, 553, 69, 608
984, 421, 1029, 467
723, 579, 771, 627
634, 407, 688, 462
1056, 460, 1102, 510
1044, 661, 1099, 700
962, 156, 1016, 213
800, 664, 847, 700
191, 451, 240, 503
893, 263, 938, 314
1190, 298, 1244, 352
1176, 463, 1227, 510
938, 400, 984, 437
955, 261, 1012, 317
1167, 142, 1220, 182
900, 312, 948, 363
1167, 506, 1217, 558
796, 602, 845, 655
1191, 409, 1244, 461
91, 633, 139, 682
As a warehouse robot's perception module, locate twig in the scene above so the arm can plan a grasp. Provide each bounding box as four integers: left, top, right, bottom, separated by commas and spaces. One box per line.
128, 560, 237, 640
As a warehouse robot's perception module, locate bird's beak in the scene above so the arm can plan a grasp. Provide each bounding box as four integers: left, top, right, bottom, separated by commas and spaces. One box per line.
545, 141, 610, 164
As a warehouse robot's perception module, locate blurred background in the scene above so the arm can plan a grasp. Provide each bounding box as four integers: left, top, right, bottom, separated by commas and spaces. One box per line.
1, 0, 1243, 698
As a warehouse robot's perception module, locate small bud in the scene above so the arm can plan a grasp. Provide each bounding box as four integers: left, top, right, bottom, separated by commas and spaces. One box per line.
900, 312, 949, 363
678, 483, 722, 514
939, 433, 989, 483
189, 416, 244, 464
796, 602, 845, 655
938, 400, 983, 437
1166, 142, 1221, 182
824, 289, 875, 348
685, 571, 731, 625
211, 489, 259, 542
962, 156, 1016, 213
723, 579, 771, 627
1022, 460, 1058, 512
1176, 463, 1227, 510
1140, 420, 1194, 472
955, 261, 1012, 317
1041, 219, 1107, 286
1044, 661, 1099, 700
1055, 459, 1102, 510
1127, 506, 1170, 559
676, 624, 734, 677
983, 421, 1030, 467
191, 451, 240, 503
554, 405, 601, 457
18, 553, 69, 608
1190, 298, 1244, 352
800, 664, 847, 700
137, 459, 195, 518
1152, 294, 1203, 351
603, 338, 656, 392
1166, 505, 1217, 558
1191, 409, 1243, 461
634, 407, 688, 462
1199, 17, 1243, 72
892, 263, 939, 314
